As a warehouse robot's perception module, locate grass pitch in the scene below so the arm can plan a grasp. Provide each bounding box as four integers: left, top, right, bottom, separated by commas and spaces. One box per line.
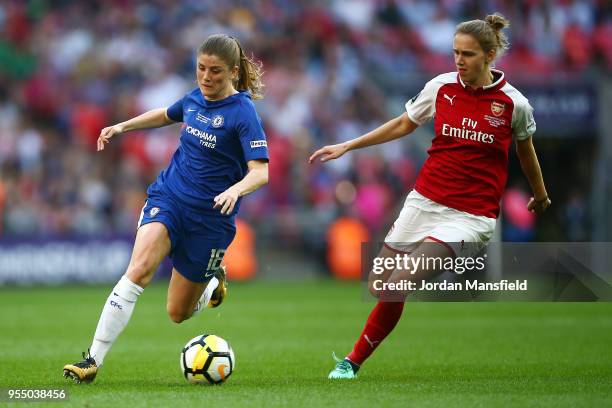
1, 281, 611, 407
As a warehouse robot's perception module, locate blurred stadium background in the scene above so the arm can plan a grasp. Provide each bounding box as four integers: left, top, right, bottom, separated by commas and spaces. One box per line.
1, 2, 611, 407
0, 0, 610, 284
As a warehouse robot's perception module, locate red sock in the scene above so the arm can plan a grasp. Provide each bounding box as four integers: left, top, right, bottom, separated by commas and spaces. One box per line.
346, 301, 404, 367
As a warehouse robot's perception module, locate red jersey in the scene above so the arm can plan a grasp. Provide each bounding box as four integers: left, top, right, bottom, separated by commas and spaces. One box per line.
405, 70, 536, 218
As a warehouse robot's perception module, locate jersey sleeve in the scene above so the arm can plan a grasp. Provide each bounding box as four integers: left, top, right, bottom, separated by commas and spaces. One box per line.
405, 78, 441, 125
237, 104, 269, 162
166, 97, 185, 122
511, 98, 536, 141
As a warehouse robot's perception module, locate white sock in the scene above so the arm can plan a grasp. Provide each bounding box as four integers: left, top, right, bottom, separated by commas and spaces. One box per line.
89, 276, 143, 366
193, 277, 219, 316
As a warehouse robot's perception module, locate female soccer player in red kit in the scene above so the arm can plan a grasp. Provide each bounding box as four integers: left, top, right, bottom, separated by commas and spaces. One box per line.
309, 13, 551, 378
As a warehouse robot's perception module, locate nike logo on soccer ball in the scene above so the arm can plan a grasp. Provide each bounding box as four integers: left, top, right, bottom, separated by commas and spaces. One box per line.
217, 364, 227, 380
444, 93, 456, 106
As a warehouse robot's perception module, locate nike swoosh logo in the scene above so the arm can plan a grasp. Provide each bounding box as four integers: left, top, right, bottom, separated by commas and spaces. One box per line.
187, 108, 197, 112
204, 271, 216, 278
217, 364, 227, 380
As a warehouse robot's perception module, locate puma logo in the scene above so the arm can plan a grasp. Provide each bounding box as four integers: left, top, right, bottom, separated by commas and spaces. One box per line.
444, 93, 456, 106
364, 334, 379, 349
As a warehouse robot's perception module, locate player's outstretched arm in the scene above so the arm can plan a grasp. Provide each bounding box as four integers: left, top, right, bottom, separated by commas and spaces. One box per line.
97, 108, 175, 151
308, 113, 418, 163
213, 159, 269, 215
516, 136, 551, 214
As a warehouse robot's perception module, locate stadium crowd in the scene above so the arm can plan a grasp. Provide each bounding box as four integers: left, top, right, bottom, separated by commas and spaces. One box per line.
0, 0, 607, 243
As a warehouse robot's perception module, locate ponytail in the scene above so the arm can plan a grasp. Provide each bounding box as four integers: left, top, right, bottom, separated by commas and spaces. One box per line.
234, 39, 265, 100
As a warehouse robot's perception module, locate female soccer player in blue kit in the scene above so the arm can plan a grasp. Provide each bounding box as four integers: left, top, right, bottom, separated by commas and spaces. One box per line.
63, 34, 269, 383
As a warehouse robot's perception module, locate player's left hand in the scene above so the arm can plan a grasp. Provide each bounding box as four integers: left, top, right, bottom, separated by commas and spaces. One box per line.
308, 143, 349, 163
527, 196, 551, 214
214, 188, 240, 215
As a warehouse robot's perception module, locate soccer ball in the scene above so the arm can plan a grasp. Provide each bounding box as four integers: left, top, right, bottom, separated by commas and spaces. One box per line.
180, 334, 235, 384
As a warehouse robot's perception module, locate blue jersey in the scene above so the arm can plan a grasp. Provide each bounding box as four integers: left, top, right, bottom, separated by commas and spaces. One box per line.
148, 89, 269, 216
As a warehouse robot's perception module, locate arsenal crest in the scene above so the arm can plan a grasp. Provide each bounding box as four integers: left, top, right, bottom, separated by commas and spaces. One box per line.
491, 101, 505, 117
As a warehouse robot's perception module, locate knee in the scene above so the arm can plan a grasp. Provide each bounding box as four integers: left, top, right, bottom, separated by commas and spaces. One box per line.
126, 261, 156, 287
167, 304, 190, 324
368, 271, 385, 298
168, 313, 187, 324
368, 280, 381, 298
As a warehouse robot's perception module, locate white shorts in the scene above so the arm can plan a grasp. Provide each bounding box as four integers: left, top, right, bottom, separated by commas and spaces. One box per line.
384, 190, 496, 257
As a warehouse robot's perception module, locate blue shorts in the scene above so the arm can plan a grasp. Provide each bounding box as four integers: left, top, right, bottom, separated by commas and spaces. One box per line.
137, 192, 236, 283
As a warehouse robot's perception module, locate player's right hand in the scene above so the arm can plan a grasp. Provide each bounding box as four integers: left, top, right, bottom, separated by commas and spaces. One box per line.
527, 196, 551, 214
308, 143, 349, 163
97, 124, 124, 151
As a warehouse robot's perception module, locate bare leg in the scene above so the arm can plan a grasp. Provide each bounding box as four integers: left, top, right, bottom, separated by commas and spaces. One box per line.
166, 269, 209, 323
90, 222, 171, 365
344, 239, 452, 369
